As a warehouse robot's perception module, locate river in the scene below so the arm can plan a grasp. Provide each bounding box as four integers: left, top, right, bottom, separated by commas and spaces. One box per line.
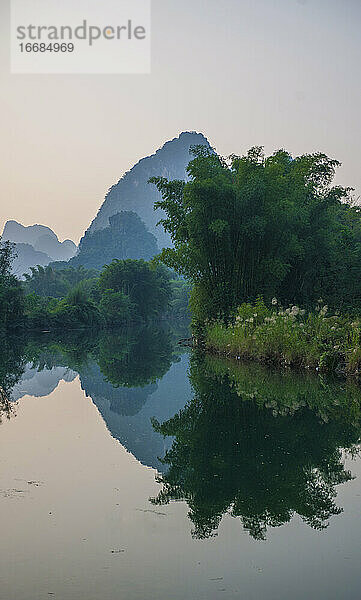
0, 325, 360, 600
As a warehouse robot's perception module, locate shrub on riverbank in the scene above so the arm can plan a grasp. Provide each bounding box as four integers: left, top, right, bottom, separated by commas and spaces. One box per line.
205, 298, 361, 375
24, 288, 104, 330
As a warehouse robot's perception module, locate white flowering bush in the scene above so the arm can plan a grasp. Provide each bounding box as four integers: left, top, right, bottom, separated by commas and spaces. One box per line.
205, 298, 361, 375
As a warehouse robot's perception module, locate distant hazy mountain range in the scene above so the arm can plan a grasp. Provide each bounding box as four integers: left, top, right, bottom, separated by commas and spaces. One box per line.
2, 220, 77, 277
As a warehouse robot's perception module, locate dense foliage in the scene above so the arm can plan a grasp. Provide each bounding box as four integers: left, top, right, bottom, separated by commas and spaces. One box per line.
99, 259, 172, 320
24, 288, 102, 330
23, 264, 98, 297
168, 279, 191, 320
23, 259, 175, 330
0, 237, 24, 331
151, 145, 360, 322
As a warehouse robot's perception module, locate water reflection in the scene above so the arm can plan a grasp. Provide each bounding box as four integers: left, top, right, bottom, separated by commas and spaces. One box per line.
151, 354, 361, 540
0, 388, 12, 423
0, 334, 27, 422
1, 329, 360, 541
0, 324, 192, 470
93, 327, 174, 388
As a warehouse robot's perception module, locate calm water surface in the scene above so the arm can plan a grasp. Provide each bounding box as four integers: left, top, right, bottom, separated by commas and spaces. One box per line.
0, 326, 360, 600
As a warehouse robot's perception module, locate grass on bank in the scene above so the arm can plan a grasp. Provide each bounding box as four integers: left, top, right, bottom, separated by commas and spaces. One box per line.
205, 298, 361, 376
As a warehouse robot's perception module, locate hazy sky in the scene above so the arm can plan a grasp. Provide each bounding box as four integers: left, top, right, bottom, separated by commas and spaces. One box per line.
1, 0, 360, 243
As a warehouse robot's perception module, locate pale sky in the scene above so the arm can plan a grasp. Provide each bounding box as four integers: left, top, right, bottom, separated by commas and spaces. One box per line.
1, 0, 360, 243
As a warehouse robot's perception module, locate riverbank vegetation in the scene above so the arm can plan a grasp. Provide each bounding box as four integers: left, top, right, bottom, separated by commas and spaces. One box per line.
0, 237, 190, 333
23, 259, 188, 330
152, 146, 361, 319
151, 145, 361, 374
205, 298, 361, 375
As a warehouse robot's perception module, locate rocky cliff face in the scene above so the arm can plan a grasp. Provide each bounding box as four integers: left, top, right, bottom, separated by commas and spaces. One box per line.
86, 131, 211, 249
3, 132, 211, 275
71, 210, 159, 269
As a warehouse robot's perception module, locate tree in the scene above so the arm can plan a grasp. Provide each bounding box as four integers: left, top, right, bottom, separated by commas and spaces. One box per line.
23, 265, 98, 298
168, 279, 191, 319
24, 265, 69, 297
0, 237, 24, 330
99, 290, 135, 326
151, 145, 353, 322
98, 259, 172, 319
50, 285, 103, 329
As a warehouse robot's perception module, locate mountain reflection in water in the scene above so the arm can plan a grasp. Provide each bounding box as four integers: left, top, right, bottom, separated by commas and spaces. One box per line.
1, 325, 192, 471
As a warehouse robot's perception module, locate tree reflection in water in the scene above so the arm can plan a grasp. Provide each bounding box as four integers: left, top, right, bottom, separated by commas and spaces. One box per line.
151, 354, 361, 540
0, 387, 13, 423
0, 334, 28, 422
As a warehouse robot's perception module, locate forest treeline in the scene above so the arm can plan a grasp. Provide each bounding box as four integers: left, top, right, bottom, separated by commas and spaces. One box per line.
0, 245, 190, 332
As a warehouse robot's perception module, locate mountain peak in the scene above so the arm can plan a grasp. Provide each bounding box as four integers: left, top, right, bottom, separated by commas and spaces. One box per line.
86, 131, 212, 248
